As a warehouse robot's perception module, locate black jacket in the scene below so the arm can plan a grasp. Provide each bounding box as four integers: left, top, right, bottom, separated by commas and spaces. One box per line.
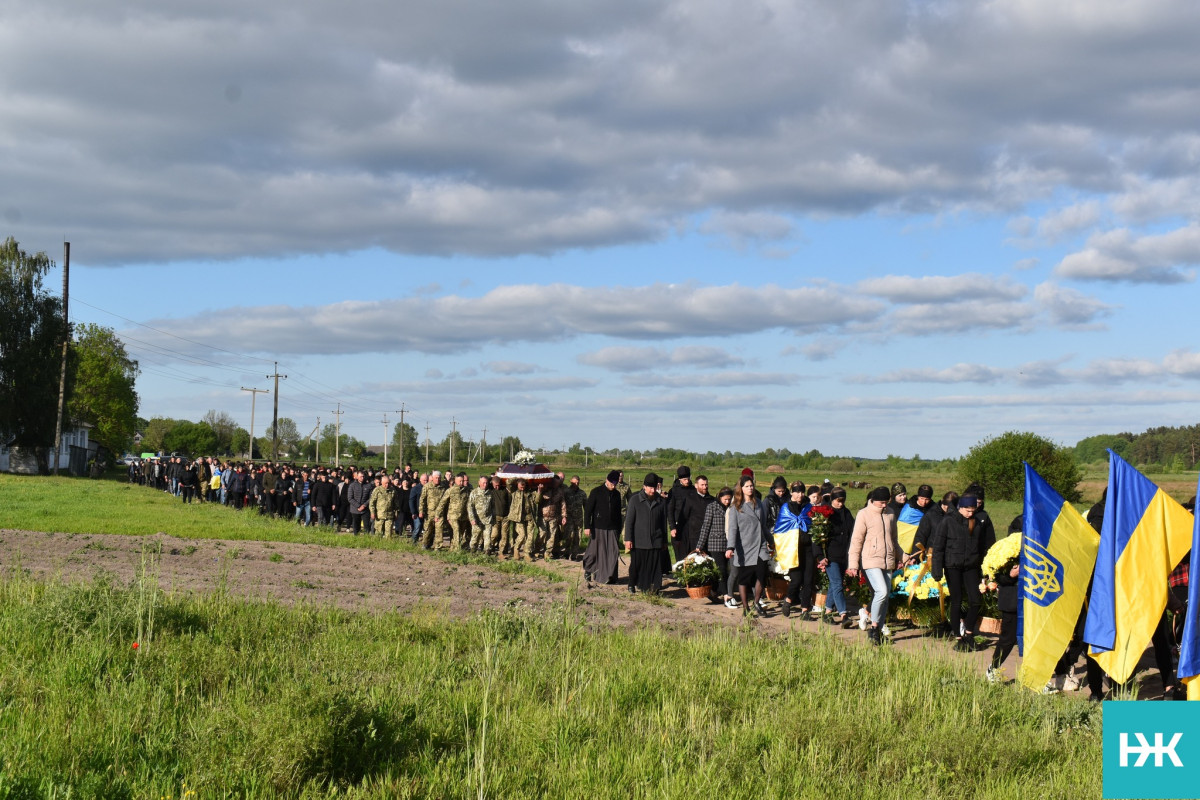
585, 484, 623, 531
676, 489, 715, 548
624, 491, 668, 549
996, 565, 1020, 614
930, 512, 996, 578
814, 505, 853, 566
311, 479, 336, 508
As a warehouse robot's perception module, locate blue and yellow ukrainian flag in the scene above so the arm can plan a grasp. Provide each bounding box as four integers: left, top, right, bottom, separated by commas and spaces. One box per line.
896, 503, 924, 554
1017, 463, 1099, 691
1174, 470, 1200, 700
1083, 450, 1194, 685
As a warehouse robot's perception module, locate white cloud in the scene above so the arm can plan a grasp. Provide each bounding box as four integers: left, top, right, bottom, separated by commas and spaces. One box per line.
1055, 225, 1200, 283
8, 0, 1200, 262
145, 282, 881, 356
848, 351, 1200, 386
1033, 281, 1114, 327
482, 360, 542, 375
577, 344, 746, 372
1036, 200, 1101, 242
857, 274, 1027, 304
698, 210, 798, 253
623, 371, 796, 388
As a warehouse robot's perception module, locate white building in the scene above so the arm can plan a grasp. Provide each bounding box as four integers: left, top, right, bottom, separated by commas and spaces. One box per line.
0, 422, 95, 474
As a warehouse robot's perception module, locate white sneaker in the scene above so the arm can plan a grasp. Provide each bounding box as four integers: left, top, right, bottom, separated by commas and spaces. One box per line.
1061, 673, 1082, 692
857, 608, 871, 631
724, 598, 740, 609
986, 667, 1001, 684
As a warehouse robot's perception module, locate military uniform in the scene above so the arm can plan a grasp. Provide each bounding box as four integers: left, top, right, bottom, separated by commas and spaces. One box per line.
563, 483, 587, 560
369, 483, 398, 536
539, 483, 567, 559
506, 485, 540, 560
418, 479, 448, 549
436, 484, 471, 550
491, 484, 513, 554
467, 485, 494, 551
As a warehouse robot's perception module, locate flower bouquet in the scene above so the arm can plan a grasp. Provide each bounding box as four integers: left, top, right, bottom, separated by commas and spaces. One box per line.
808, 504, 833, 550
672, 553, 721, 588
512, 450, 538, 466
981, 532, 1021, 589
890, 563, 949, 627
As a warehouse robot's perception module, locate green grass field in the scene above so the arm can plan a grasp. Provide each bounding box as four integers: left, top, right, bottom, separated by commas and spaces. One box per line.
0, 568, 1100, 799
0, 471, 1106, 798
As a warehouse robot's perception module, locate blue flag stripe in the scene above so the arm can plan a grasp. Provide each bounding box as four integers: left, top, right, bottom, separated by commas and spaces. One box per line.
1177, 471, 1200, 685
898, 504, 924, 526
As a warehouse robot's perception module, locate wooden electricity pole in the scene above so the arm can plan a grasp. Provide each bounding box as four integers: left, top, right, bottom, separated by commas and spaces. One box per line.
52, 242, 70, 475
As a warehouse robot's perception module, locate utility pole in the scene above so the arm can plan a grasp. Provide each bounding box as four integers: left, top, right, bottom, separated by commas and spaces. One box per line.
449, 417, 457, 470
424, 422, 431, 465
315, 417, 321, 464
381, 413, 390, 471
266, 361, 287, 461
331, 403, 343, 468
481, 427, 488, 465
52, 241, 69, 475
396, 403, 407, 470
240, 387, 268, 459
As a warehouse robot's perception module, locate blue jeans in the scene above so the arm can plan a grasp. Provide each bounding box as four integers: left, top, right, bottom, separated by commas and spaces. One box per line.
411, 516, 423, 542
865, 568, 890, 627
823, 561, 847, 614
294, 500, 312, 525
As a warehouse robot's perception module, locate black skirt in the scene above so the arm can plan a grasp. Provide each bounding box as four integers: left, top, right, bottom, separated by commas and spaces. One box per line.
582, 527, 621, 584
630, 547, 664, 593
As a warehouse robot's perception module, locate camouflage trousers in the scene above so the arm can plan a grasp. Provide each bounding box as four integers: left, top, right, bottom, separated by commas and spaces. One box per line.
374, 517, 395, 537
512, 520, 538, 559
539, 516, 563, 557
469, 521, 493, 550
420, 517, 447, 549
494, 520, 515, 554
563, 516, 583, 559
448, 516, 470, 550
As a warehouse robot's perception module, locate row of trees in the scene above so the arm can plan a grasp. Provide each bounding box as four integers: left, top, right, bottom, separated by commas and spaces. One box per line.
1074, 425, 1200, 472
1, 238, 140, 464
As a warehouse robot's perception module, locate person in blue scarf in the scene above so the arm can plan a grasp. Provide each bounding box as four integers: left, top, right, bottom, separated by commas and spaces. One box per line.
775, 481, 818, 618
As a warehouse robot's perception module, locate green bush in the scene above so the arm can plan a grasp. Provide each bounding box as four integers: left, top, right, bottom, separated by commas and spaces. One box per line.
957, 431, 1081, 502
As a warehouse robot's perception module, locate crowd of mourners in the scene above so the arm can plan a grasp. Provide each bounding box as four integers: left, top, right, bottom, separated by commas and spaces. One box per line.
127, 457, 1195, 698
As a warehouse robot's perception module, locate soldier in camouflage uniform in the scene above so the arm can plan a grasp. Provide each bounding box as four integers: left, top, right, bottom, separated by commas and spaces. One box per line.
616, 472, 632, 514
562, 475, 587, 561
538, 476, 568, 559
369, 474, 399, 537
489, 475, 511, 555
436, 472, 472, 550
506, 478, 540, 560
418, 470, 447, 549
467, 475, 494, 552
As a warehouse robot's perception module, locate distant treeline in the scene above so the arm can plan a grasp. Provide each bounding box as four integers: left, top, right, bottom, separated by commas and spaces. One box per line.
1072, 424, 1200, 471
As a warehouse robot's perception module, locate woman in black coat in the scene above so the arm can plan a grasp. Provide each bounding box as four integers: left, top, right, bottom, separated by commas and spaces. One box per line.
814, 487, 854, 624
930, 494, 995, 652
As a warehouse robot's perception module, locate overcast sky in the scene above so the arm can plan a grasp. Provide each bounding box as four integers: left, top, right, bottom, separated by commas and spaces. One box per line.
5, 0, 1200, 459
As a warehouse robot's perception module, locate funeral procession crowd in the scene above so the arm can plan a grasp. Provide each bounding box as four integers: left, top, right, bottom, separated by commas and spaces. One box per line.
127, 456, 1196, 698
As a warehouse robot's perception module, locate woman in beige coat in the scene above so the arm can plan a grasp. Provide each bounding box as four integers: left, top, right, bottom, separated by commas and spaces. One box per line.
846, 486, 901, 645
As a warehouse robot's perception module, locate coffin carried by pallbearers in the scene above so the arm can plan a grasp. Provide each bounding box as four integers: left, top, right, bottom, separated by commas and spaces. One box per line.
494, 450, 555, 488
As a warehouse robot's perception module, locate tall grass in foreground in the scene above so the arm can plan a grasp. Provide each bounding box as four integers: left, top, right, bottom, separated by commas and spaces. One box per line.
0, 571, 1099, 800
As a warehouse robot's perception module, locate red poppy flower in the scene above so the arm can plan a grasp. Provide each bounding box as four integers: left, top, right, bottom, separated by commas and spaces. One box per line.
132, 642, 139, 650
